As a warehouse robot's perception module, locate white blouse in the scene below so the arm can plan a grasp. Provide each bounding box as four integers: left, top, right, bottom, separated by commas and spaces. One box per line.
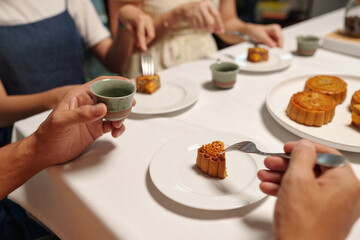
0, 0, 110, 49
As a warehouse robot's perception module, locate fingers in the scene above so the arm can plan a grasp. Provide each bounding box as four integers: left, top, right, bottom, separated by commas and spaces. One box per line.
112, 124, 126, 138
58, 102, 107, 128
200, 6, 214, 30
136, 20, 147, 50
259, 182, 279, 197
103, 121, 113, 133
125, 23, 135, 37
286, 139, 317, 178
245, 23, 283, 48
103, 119, 126, 137
264, 156, 289, 172
268, 24, 283, 48
258, 156, 287, 196
145, 20, 155, 45
207, 3, 223, 33
258, 168, 283, 196
260, 24, 283, 48
197, 1, 223, 33
193, 12, 205, 29
284, 140, 341, 155
258, 157, 287, 196
118, 5, 155, 51
183, 0, 223, 32
258, 170, 283, 184
261, 35, 277, 48
112, 119, 125, 128
133, 15, 155, 51
134, 16, 155, 51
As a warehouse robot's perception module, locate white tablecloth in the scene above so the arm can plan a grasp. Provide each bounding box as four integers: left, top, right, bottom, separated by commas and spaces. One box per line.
9, 8, 360, 240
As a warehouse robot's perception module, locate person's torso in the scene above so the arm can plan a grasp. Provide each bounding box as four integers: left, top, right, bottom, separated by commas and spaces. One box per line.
143, 0, 220, 17
0, 0, 70, 26
125, 0, 219, 78
0, 4, 85, 95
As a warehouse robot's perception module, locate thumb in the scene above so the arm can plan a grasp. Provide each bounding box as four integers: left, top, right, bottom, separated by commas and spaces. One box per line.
62, 103, 107, 125
287, 139, 317, 177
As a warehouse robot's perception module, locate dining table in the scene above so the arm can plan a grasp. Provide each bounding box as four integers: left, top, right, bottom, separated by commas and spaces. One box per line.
9, 8, 360, 240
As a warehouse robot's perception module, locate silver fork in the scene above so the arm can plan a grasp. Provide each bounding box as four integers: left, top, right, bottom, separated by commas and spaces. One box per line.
140, 51, 154, 76
218, 141, 346, 168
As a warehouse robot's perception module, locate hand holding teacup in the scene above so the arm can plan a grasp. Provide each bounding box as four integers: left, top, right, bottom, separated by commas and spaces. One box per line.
35, 76, 135, 164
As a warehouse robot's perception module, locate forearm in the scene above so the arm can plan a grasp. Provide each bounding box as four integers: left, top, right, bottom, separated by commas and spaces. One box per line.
0, 85, 77, 127
217, 17, 248, 45
0, 92, 52, 127
0, 134, 45, 199
97, 2, 140, 74
96, 32, 135, 75
217, 0, 248, 45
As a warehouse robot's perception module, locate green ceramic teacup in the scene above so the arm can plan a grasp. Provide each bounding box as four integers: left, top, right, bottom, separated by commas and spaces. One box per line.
90, 78, 136, 121
210, 61, 239, 89
296, 35, 320, 56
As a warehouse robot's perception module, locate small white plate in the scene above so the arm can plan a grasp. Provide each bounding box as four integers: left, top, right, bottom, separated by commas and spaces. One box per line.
234, 48, 292, 72
132, 78, 200, 114
266, 74, 360, 152
149, 130, 266, 210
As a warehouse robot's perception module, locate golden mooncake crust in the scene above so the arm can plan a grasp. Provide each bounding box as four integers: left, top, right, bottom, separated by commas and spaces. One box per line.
351, 90, 360, 111
351, 104, 360, 129
247, 47, 269, 63
135, 74, 161, 94
304, 75, 347, 104
286, 91, 336, 127
196, 141, 227, 179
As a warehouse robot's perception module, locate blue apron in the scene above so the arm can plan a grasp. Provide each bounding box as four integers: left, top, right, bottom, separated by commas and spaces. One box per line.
0, 2, 85, 147
0, 2, 86, 239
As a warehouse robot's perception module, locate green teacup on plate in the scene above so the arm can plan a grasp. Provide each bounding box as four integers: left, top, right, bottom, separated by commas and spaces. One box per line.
90, 78, 136, 121
210, 61, 239, 89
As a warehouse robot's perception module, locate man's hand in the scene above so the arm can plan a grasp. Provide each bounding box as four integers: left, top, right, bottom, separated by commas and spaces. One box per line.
258, 139, 360, 239
34, 76, 135, 168
118, 5, 155, 51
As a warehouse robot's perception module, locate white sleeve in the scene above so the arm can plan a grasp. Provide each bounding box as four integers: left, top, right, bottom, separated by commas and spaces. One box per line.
69, 0, 110, 49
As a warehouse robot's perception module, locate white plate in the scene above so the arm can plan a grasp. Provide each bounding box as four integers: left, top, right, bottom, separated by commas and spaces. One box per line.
266, 74, 360, 152
235, 48, 292, 72
132, 78, 200, 114
149, 130, 266, 210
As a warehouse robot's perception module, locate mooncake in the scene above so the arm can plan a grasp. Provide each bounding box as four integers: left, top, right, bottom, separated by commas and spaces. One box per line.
247, 47, 269, 63
286, 91, 336, 127
135, 74, 161, 94
305, 75, 347, 104
350, 90, 360, 111
196, 141, 227, 179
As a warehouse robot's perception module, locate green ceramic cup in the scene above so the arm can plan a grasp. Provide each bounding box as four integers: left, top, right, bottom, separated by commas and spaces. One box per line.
90, 78, 136, 121
210, 61, 239, 89
296, 35, 320, 56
